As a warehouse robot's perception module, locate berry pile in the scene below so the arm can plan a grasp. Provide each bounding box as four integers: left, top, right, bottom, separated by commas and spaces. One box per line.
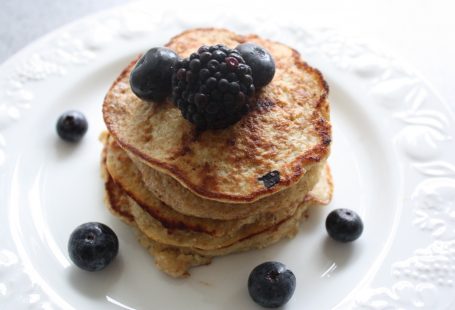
171, 45, 255, 130
129, 43, 276, 130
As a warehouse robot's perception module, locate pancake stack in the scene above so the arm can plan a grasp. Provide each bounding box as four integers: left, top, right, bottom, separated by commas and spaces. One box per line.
101, 28, 333, 277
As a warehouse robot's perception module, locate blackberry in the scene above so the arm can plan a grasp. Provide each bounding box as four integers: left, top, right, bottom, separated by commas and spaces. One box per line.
172, 44, 255, 130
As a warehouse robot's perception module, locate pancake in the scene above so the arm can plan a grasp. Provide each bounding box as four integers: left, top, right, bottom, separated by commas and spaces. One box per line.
128, 164, 332, 252
102, 154, 333, 277
102, 134, 332, 250
105, 131, 324, 221
104, 133, 308, 236
103, 28, 331, 203
130, 149, 324, 220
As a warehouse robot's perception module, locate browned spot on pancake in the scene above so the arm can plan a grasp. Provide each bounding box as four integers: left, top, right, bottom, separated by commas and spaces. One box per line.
292, 164, 303, 178
308, 154, 321, 161
172, 146, 192, 159
322, 136, 331, 146
314, 117, 332, 146
115, 148, 130, 164
139, 125, 154, 144
222, 118, 263, 167
240, 113, 260, 135
272, 120, 290, 132
253, 98, 275, 112
168, 129, 198, 160
199, 163, 219, 191
226, 137, 236, 147
237, 116, 273, 160
105, 177, 134, 222
260, 146, 278, 160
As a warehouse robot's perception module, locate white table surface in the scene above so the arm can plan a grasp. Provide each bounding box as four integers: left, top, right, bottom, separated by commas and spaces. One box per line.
1, 0, 454, 108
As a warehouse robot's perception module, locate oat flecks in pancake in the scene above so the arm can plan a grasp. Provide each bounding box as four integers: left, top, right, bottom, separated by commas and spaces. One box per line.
103, 28, 331, 203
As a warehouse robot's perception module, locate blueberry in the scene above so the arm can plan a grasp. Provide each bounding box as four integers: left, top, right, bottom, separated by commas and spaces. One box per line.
248, 261, 296, 308
258, 170, 280, 189
68, 222, 119, 272
326, 208, 364, 242
130, 47, 179, 102
56, 111, 88, 142
235, 43, 275, 88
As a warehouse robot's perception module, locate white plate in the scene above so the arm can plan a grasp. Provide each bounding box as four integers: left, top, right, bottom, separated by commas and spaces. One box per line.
1, 3, 455, 310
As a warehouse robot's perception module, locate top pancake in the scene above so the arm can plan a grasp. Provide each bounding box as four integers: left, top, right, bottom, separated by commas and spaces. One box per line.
103, 28, 331, 203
